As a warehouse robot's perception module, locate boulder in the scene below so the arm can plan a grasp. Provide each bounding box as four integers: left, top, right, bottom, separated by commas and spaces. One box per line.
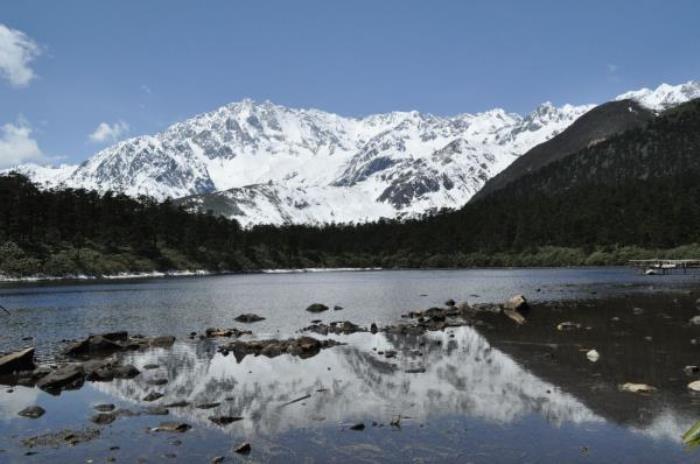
0, 347, 35, 375
306, 303, 329, 313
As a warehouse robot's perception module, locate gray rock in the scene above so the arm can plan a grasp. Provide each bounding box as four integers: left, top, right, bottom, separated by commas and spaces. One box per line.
0, 347, 35, 375
305, 303, 329, 313
234, 442, 251, 454
143, 392, 164, 402
209, 415, 243, 426
234, 313, 265, 323
36, 364, 85, 393
18, 406, 45, 419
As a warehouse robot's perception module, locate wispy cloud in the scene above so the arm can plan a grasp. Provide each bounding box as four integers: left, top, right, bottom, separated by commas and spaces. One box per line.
0, 24, 40, 87
607, 63, 619, 74
0, 118, 45, 168
89, 121, 129, 144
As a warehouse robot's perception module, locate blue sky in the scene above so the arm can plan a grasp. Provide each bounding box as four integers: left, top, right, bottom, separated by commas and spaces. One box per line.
1, 0, 699, 166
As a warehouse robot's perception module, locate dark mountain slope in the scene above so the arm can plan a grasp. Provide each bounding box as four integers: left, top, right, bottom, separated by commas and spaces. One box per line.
471, 99, 655, 202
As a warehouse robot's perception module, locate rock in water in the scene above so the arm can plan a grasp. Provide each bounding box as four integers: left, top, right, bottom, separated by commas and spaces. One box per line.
503, 294, 528, 325
557, 321, 581, 331
505, 294, 528, 311
153, 422, 191, 433
688, 380, 700, 392
619, 382, 656, 394
0, 347, 35, 375
234, 442, 251, 454
143, 392, 164, 402
234, 313, 265, 323
305, 303, 329, 313
18, 406, 45, 419
690, 316, 700, 326
91, 413, 116, 425
349, 423, 365, 431
36, 365, 85, 393
209, 415, 243, 426
586, 349, 600, 362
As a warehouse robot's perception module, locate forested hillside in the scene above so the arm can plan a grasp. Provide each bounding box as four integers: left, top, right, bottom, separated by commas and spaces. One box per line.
2, 99, 700, 277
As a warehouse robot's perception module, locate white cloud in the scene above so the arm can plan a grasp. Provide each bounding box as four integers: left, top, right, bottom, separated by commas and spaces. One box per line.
0, 24, 40, 87
89, 121, 129, 143
0, 119, 45, 168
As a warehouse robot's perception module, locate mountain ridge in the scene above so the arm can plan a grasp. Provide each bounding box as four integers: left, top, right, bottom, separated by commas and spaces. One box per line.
6, 80, 699, 226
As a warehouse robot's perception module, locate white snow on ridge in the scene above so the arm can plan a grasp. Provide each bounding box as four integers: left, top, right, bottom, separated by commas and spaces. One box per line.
616, 80, 700, 112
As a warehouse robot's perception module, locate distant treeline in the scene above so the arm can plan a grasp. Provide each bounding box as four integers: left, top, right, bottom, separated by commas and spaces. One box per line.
1, 99, 700, 277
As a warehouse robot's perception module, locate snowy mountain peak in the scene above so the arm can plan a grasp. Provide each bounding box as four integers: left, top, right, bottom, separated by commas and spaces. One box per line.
6, 80, 699, 227
616, 80, 700, 112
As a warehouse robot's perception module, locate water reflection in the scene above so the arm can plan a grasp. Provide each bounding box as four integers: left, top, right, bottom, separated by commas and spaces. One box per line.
92, 327, 602, 435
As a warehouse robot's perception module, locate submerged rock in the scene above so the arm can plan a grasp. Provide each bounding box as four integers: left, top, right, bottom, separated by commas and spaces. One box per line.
143, 392, 164, 402
306, 303, 329, 313
234, 313, 266, 323
23, 428, 101, 448
205, 328, 252, 338
0, 347, 36, 376
94, 404, 116, 412
91, 413, 116, 425
349, 423, 365, 431
209, 415, 243, 426
18, 406, 45, 419
153, 422, 191, 433
234, 442, 251, 454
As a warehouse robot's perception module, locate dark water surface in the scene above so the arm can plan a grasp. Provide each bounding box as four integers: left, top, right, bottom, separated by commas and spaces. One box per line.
2, 268, 700, 463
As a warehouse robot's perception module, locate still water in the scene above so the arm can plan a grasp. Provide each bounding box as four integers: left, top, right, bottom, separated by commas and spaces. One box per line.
1, 268, 700, 462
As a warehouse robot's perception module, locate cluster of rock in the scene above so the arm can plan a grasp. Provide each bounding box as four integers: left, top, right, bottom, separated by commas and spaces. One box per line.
218, 336, 342, 360
0, 331, 176, 394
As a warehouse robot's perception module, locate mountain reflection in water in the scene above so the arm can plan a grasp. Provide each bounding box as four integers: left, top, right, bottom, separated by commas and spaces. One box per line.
92, 327, 603, 435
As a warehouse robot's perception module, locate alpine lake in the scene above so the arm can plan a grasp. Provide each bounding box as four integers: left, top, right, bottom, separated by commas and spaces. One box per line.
2, 268, 700, 463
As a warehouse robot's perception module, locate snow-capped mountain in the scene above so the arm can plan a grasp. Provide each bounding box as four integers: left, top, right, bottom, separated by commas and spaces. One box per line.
6, 81, 698, 226
616, 80, 700, 112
